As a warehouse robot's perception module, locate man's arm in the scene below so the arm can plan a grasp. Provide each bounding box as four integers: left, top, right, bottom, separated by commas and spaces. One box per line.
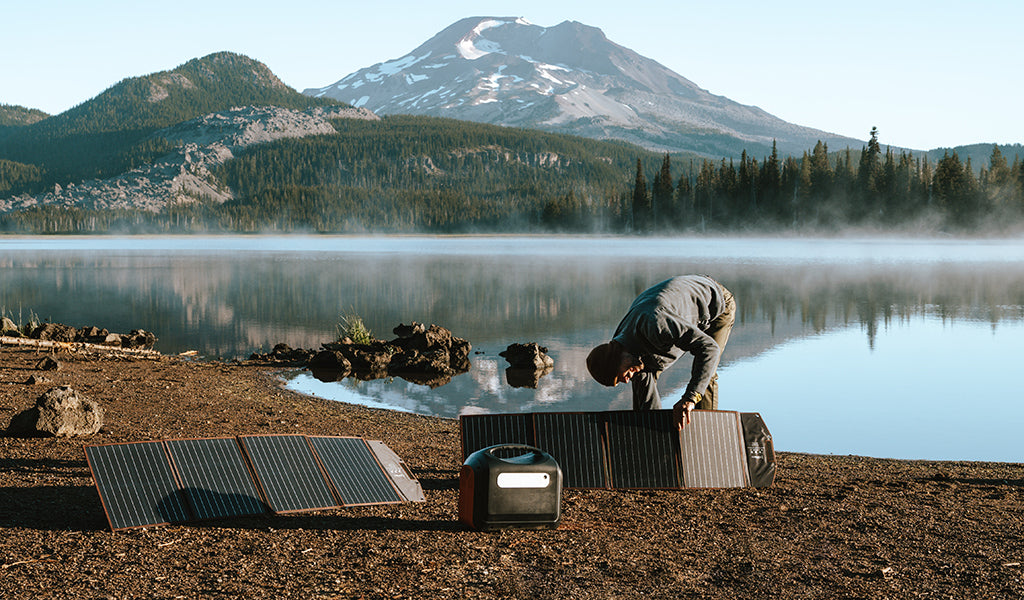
631, 371, 661, 411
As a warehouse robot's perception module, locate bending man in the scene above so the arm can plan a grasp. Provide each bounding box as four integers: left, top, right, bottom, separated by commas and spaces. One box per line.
586, 275, 736, 430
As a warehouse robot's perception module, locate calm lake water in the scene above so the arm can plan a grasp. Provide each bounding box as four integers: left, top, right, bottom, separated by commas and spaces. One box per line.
2, 234, 1023, 463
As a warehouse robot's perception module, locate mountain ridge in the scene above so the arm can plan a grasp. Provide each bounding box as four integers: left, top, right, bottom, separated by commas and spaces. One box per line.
0, 52, 343, 184
305, 16, 863, 157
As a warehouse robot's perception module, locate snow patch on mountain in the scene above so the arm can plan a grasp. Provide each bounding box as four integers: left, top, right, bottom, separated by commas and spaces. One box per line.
457, 18, 512, 60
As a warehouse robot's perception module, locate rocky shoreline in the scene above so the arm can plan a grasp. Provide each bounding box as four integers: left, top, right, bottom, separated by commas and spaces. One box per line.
0, 341, 1022, 599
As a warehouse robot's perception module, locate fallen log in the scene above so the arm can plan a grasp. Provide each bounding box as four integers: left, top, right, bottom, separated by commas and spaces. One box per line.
0, 336, 163, 357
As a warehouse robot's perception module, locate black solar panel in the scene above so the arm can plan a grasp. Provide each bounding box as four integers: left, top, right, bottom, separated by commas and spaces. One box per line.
459, 410, 774, 490
308, 436, 403, 506
85, 441, 190, 531
460, 413, 534, 459
165, 437, 267, 520
238, 435, 337, 513
605, 410, 681, 488
533, 412, 607, 488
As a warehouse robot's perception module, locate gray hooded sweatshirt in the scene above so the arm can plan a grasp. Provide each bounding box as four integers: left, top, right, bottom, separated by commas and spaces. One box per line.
611, 275, 728, 408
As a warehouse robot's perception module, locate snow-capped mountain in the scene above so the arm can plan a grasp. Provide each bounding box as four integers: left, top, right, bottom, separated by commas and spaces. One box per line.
305, 17, 861, 157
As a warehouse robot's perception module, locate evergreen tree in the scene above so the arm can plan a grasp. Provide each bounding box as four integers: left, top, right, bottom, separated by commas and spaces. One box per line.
855, 127, 882, 220
652, 153, 674, 228
933, 151, 981, 227
760, 141, 782, 223
631, 158, 651, 231
808, 141, 833, 201
675, 172, 692, 226
985, 145, 1016, 213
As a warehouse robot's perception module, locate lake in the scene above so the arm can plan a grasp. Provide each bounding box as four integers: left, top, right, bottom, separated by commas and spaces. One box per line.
2, 234, 1022, 463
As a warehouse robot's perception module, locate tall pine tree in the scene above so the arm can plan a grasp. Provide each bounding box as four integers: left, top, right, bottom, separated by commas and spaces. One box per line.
652, 153, 674, 229
632, 158, 651, 231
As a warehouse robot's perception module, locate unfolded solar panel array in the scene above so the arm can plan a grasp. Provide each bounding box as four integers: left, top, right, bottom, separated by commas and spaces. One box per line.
460, 409, 775, 490
85, 435, 424, 531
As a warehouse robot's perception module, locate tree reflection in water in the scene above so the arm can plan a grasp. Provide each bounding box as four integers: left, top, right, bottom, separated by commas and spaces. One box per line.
3, 236, 1023, 459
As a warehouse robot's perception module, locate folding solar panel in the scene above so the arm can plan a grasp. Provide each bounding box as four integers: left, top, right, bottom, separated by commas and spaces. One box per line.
604, 410, 681, 488
85, 441, 190, 531
679, 411, 749, 488
366, 440, 426, 503
308, 436, 403, 506
164, 437, 268, 520
237, 435, 337, 513
458, 410, 775, 491
532, 412, 607, 488
460, 413, 534, 459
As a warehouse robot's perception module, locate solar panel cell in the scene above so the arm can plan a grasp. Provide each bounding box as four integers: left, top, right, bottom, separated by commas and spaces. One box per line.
460, 413, 534, 459
679, 411, 749, 488
308, 436, 403, 506
533, 412, 607, 488
85, 441, 190, 531
238, 435, 337, 513
605, 410, 681, 488
165, 438, 267, 520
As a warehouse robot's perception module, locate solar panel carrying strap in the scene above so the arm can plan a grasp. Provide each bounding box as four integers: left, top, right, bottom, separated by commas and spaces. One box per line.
85, 435, 424, 531
460, 409, 775, 490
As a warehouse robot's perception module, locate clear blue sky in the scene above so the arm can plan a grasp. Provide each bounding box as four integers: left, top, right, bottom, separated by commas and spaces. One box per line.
4, 0, 1021, 151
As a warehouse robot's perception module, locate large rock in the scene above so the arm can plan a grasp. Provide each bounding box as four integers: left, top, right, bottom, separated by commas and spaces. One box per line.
308, 349, 353, 377
500, 342, 555, 389
31, 322, 78, 342
499, 342, 554, 370
6, 386, 105, 438
122, 329, 157, 348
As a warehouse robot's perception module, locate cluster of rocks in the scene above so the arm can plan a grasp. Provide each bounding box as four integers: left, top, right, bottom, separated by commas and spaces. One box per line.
0, 318, 157, 349
251, 324, 561, 389
0, 105, 380, 214
252, 322, 473, 389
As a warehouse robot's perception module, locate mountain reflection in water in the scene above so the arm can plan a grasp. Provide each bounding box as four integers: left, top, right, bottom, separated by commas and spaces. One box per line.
2, 235, 1023, 461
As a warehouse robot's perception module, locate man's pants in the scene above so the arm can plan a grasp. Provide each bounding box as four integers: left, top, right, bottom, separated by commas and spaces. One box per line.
698, 283, 736, 410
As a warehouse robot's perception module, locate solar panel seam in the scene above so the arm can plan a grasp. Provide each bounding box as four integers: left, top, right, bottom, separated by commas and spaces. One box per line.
297, 435, 345, 507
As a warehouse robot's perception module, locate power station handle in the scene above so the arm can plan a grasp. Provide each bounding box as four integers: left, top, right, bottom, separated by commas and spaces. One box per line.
481, 444, 545, 462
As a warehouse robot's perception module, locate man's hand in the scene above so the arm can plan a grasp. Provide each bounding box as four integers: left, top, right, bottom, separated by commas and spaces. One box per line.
673, 398, 697, 431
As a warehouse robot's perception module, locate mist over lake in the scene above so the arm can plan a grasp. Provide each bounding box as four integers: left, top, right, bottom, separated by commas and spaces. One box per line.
3, 234, 1022, 462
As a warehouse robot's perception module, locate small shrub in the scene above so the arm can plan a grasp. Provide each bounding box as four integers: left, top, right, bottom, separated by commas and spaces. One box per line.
337, 313, 375, 345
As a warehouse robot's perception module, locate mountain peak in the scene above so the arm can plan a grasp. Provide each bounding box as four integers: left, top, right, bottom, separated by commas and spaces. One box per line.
306, 17, 859, 157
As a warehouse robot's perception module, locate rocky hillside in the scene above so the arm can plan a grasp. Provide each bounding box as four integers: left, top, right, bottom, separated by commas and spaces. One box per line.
305, 17, 862, 158
0, 52, 345, 186
0, 105, 378, 213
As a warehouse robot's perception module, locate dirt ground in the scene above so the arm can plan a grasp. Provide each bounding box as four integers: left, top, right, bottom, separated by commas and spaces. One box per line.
0, 343, 1021, 599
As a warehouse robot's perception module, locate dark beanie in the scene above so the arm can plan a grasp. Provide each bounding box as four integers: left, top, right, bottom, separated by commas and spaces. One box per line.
586, 342, 621, 386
